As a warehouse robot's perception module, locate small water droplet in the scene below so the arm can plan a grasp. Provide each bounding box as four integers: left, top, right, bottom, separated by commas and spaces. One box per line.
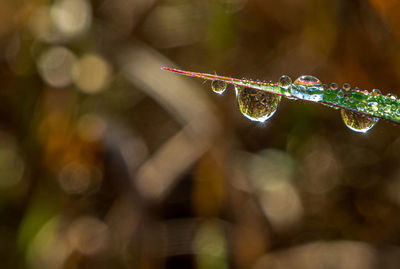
396, 108, 400, 117
371, 89, 381, 97
370, 102, 379, 112
211, 80, 227, 94
384, 105, 391, 113
341, 109, 379, 133
279, 75, 292, 89
387, 93, 397, 101
343, 83, 351, 90
236, 87, 281, 122
337, 89, 345, 99
330, 83, 338, 90
357, 102, 367, 111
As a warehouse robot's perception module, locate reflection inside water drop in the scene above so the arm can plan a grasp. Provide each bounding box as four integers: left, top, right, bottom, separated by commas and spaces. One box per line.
340, 109, 379, 133
235, 86, 281, 122
291, 75, 324, 102
279, 75, 292, 90
211, 79, 227, 94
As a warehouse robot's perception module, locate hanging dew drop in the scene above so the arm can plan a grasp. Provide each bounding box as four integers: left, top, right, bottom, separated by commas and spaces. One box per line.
211, 79, 227, 94
235, 86, 281, 122
341, 109, 379, 133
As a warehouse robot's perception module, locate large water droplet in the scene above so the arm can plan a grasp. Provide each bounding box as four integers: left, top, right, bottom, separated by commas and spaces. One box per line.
236, 86, 281, 122
291, 75, 324, 101
211, 79, 227, 94
341, 109, 379, 133
295, 75, 321, 85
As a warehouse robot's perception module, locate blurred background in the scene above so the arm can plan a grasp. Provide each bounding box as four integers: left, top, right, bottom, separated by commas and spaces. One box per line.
1, 0, 400, 268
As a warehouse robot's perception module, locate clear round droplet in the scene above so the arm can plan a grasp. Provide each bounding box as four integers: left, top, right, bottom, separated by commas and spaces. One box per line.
236, 86, 281, 122
370, 102, 379, 112
211, 79, 227, 94
343, 83, 351, 90
279, 75, 292, 89
330, 83, 338, 90
341, 109, 379, 133
387, 93, 397, 101
292, 75, 324, 101
384, 105, 391, 113
337, 89, 345, 99
357, 102, 367, 111
371, 89, 381, 97
294, 75, 321, 86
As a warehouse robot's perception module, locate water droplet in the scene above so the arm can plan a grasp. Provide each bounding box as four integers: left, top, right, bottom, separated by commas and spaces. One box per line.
370, 102, 379, 112
236, 86, 281, 122
341, 109, 379, 133
337, 89, 345, 99
211, 79, 227, 94
387, 93, 397, 101
357, 102, 367, 111
330, 83, 338, 90
292, 75, 324, 101
295, 75, 321, 86
343, 83, 351, 90
371, 89, 381, 97
279, 75, 292, 89
396, 108, 400, 117
384, 105, 391, 113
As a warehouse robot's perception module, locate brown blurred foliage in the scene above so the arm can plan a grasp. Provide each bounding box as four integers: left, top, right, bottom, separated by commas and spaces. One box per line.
1, 0, 400, 268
